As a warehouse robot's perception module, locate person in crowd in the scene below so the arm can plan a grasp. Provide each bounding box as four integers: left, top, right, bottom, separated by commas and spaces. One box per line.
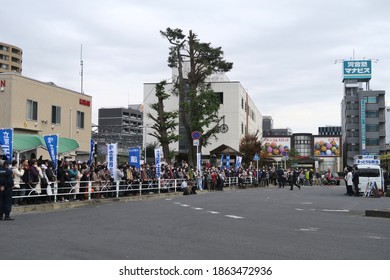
277, 167, 285, 188
12, 160, 24, 205
19, 159, 30, 205
345, 166, 354, 196
352, 165, 360, 197
0, 160, 15, 220
287, 169, 301, 190
29, 159, 44, 204
210, 169, 218, 191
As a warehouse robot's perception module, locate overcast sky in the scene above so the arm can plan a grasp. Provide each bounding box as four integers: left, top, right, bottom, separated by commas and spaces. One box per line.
2, 0, 389, 134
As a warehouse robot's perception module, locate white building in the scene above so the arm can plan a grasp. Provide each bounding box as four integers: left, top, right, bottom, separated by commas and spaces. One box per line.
143, 72, 262, 160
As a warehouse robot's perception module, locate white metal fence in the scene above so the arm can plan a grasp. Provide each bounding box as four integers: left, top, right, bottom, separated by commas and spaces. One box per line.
11, 176, 262, 204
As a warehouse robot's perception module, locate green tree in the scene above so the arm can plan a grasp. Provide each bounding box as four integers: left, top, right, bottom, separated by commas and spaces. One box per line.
160, 28, 233, 166
239, 131, 261, 167
147, 80, 180, 164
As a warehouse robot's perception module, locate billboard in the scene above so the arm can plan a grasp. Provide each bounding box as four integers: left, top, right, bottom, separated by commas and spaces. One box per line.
313, 137, 341, 157
343, 60, 371, 80
261, 137, 291, 157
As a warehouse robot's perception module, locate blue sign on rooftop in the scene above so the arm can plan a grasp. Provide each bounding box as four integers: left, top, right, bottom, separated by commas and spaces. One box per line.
343, 60, 371, 81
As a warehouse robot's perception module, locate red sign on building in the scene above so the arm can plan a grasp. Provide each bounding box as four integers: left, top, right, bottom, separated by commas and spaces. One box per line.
79, 98, 91, 107
0, 80, 5, 88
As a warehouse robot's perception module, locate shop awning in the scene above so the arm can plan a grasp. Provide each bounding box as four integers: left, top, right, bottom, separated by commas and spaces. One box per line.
12, 134, 79, 155
58, 137, 79, 154
13, 134, 45, 153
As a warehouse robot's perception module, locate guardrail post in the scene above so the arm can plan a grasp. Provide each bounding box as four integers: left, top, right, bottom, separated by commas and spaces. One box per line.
116, 181, 120, 198
53, 182, 58, 203
88, 181, 92, 201
139, 181, 142, 196
158, 179, 161, 194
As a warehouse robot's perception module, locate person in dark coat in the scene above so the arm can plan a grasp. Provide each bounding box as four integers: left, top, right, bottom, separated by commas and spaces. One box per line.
352, 166, 360, 197
0, 160, 15, 220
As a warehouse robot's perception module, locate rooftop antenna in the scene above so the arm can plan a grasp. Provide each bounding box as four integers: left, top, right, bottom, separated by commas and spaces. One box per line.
80, 44, 84, 94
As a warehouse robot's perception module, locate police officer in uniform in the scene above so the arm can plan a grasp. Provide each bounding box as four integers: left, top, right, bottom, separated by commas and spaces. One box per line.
0, 160, 15, 220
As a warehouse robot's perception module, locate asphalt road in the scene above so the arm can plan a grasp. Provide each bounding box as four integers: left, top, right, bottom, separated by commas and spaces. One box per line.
1, 184, 389, 260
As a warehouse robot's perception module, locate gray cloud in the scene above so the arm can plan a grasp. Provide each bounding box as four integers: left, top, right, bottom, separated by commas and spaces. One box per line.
2, 0, 389, 133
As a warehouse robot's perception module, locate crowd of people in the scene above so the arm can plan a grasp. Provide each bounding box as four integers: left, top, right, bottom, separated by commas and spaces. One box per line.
4, 153, 390, 221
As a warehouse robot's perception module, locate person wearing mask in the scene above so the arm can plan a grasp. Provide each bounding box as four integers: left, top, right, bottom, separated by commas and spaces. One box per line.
0, 160, 15, 220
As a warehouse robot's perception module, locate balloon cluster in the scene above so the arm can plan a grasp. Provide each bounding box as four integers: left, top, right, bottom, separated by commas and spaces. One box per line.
262, 142, 289, 156
314, 140, 340, 156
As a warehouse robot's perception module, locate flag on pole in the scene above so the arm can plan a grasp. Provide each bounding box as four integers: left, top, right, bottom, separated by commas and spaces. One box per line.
154, 148, 161, 179
107, 143, 118, 181
128, 147, 141, 169
0, 128, 13, 162
43, 134, 59, 175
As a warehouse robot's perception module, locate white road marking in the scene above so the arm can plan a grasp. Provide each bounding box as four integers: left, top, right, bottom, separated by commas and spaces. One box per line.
225, 215, 244, 219
180, 204, 190, 207
295, 208, 304, 211
206, 211, 220, 214
298, 227, 319, 232
174, 202, 181, 205
322, 209, 349, 212
192, 207, 204, 210
301, 202, 313, 205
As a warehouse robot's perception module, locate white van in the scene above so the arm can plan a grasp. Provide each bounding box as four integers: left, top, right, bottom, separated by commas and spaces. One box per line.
356, 164, 383, 193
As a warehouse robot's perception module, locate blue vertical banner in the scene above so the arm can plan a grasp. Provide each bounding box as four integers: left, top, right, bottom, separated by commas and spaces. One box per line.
128, 147, 140, 170
235, 156, 242, 170
0, 128, 13, 162
197, 152, 202, 176
226, 154, 230, 169
88, 139, 95, 167
107, 143, 118, 181
154, 148, 161, 179
220, 154, 224, 170
43, 134, 58, 175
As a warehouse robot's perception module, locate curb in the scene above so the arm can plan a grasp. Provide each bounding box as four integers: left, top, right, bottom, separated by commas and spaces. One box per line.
365, 209, 390, 219
11, 189, 218, 215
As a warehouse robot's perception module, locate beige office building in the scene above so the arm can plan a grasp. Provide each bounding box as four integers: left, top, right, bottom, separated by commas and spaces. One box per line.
0, 73, 92, 160
0, 42, 23, 74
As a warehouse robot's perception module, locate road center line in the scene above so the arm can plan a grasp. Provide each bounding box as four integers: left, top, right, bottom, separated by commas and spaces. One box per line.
225, 215, 244, 219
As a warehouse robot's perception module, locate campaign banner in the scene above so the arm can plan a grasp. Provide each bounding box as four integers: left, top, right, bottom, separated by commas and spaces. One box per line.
154, 148, 161, 179
226, 155, 230, 169
220, 154, 224, 170
88, 139, 95, 167
197, 152, 202, 176
0, 128, 13, 162
43, 134, 58, 175
128, 147, 141, 170
235, 156, 242, 170
107, 143, 118, 181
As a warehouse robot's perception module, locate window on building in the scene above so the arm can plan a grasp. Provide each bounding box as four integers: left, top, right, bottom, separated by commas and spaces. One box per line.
241, 122, 244, 134
366, 124, 379, 132
26, 99, 38, 121
366, 110, 379, 118
363, 97, 378, 104
77, 111, 85, 129
51, 106, 61, 125
366, 138, 379, 146
215, 92, 223, 104
241, 98, 244, 110
347, 143, 359, 151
